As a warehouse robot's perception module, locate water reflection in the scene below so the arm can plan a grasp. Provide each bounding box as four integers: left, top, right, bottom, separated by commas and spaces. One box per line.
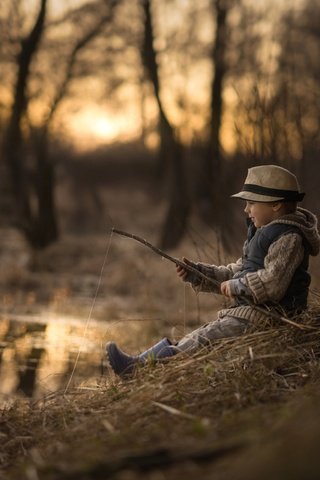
0, 314, 108, 404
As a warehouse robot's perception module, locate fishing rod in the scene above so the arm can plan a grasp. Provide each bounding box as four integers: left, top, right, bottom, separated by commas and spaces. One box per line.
111, 228, 221, 289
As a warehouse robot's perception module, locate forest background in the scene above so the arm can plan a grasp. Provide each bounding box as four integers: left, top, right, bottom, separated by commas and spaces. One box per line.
1, 0, 319, 253
0, 0, 320, 477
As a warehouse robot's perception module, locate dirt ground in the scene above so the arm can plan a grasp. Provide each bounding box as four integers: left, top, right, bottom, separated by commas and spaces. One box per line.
1, 183, 320, 479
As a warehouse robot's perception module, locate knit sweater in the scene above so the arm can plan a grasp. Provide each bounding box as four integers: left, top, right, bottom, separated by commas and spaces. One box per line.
191, 208, 320, 324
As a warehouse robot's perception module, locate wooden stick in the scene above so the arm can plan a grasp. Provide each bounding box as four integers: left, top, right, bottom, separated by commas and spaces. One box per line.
111, 228, 221, 288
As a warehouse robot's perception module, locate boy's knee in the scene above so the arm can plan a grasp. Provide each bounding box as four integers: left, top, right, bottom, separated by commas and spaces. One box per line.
217, 316, 249, 336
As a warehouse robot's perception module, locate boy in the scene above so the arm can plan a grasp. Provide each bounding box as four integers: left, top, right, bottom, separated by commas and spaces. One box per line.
106, 165, 320, 377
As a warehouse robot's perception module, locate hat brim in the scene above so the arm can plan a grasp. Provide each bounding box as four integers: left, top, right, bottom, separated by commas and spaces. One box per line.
231, 191, 288, 202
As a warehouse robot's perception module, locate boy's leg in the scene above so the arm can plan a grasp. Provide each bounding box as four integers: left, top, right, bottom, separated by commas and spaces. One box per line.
176, 316, 249, 353
106, 338, 177, 377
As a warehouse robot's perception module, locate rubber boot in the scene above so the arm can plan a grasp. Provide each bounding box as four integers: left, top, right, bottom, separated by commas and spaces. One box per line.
106, 338, 176, 377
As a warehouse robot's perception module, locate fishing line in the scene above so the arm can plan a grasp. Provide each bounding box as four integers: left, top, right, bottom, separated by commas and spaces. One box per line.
186, 223, 218, 262
64, 229, 114, 394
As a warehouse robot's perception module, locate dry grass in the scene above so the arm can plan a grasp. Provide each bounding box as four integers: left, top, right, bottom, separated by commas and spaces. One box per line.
1, 308, 320, 479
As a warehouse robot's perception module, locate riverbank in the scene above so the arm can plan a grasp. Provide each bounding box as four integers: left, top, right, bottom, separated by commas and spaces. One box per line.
1, 309, 320, 479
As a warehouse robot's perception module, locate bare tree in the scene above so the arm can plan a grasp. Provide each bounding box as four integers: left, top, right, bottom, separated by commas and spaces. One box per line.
1, 0, 117, 250
30, 2, 117, 246
232, 0, 320, 182
141, 0, 190, 249
2, 0, 49, 248
197, 0, 230, 224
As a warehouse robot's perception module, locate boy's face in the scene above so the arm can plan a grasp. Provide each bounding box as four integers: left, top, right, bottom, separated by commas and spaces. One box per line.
244, 201, 281, 228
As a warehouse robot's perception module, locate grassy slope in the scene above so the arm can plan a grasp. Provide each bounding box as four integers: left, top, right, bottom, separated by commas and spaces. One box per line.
2, 318, 320, 480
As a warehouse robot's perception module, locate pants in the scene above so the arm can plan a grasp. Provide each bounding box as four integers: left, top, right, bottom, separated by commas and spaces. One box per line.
176, 316, 249, 353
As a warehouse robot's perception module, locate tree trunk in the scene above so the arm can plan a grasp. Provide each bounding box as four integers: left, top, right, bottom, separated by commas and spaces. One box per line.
3, 0, 50, 247
198, 0, 228, 223
141, 0, 190, 249
31, 127, 58, 248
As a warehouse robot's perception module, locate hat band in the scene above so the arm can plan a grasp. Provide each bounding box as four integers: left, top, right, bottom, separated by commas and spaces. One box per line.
242, 184, 305, 201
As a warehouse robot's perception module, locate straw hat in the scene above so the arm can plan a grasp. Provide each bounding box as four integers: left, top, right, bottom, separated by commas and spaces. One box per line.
232, 165, 305, 202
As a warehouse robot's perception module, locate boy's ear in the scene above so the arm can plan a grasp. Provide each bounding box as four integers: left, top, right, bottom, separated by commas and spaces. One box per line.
272, 202, 282, 212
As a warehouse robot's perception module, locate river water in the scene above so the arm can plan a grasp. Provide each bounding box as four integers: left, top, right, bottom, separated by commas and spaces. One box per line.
0, 313, 115, 405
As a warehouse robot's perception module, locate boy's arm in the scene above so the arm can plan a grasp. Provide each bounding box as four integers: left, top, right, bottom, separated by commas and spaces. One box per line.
242, 233, 305, 304
181, 257, 244, 293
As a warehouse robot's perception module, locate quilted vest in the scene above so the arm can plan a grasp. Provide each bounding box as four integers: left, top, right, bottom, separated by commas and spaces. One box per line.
234, 221, 311, 311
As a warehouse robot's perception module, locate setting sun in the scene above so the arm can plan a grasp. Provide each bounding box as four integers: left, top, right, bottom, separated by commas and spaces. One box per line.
94, 116, 118, 139
70, 108, 120, 142
64, 105, 142, 150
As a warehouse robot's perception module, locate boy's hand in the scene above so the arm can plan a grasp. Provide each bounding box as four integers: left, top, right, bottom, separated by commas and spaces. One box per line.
221, 278, 252, 299
176, 257, 197, 282
220, 280, 233, 297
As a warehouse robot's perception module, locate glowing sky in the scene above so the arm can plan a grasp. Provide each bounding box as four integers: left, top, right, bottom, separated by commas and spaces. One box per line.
1, 0, 307, 151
